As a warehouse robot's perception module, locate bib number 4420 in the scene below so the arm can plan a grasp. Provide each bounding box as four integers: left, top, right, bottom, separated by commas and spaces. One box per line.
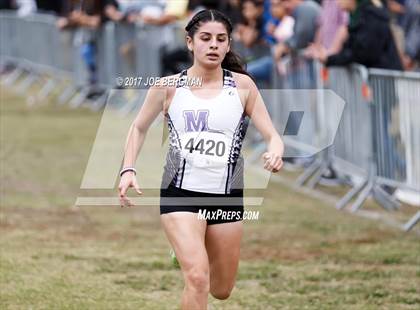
185, 138, 226, 157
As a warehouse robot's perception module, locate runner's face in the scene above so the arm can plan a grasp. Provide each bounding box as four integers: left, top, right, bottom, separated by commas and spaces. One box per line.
187, 21, 231, 68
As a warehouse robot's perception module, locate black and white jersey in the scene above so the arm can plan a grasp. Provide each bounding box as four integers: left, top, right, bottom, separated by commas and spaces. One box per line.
162, 69, 248, 194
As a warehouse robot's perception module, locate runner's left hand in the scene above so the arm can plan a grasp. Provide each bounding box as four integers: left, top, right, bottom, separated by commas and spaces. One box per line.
262, 152, 283, 173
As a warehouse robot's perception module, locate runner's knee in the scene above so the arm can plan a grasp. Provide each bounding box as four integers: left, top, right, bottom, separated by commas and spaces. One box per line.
184, 268, 210, 293
210, 287, 232, 300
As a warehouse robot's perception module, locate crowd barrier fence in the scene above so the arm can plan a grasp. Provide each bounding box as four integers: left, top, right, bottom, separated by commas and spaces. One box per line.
0, 11, 182, 109
268, 53, 420, 231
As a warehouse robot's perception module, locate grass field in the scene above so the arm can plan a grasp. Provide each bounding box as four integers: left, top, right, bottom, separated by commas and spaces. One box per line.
1, 87, 419, 309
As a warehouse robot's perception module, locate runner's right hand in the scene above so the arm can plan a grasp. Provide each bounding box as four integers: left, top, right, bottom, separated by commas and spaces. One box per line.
118, 172, 143, 208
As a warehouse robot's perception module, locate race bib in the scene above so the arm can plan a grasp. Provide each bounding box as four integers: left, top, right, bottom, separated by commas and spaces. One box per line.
180, 131, 231, 168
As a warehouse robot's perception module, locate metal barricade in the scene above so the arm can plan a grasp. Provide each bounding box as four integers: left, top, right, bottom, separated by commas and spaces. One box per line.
135, 24, 165, 82
298, 65, 374, 189
329, 65, 373, 176
272, 61, 419, 229
369, 69, 420, 192
314, 65, 401, 212
0, 11, 19, 59
1, 13, 65, 98
0, 14, 129, 108
12, 14, 61, 73
249, 53, 324, 161
52, 29, 76, 75
269, 54, 334, 187
1, 11, 28, 89
275, 54, 320, 90
0, 13, 187, 100
105, 22, 138, 85
369, 69, 420, 231
309, 65, 420, 232
3, 13, 75, 78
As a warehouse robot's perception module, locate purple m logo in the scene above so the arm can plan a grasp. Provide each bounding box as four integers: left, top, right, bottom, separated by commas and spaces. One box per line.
183, 110, 209, 132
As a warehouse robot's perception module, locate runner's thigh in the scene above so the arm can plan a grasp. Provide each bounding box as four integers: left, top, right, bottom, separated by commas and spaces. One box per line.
160, 212, 209, 271
205, 221, 243, 290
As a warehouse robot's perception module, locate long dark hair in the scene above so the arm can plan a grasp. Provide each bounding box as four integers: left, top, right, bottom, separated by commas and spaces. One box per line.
185, 9, 251, 77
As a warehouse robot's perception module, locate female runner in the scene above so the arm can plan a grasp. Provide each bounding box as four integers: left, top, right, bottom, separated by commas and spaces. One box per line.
118, 9, 284, 310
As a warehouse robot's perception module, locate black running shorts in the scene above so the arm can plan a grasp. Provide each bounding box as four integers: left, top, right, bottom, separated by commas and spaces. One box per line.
160, 185, 244, 225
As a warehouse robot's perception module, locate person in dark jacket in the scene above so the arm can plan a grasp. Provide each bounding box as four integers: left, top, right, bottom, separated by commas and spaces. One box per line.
313, 0, 403, 70
35, 0, 63, 15
0, 0, 15, 10
314, 0, 405, 192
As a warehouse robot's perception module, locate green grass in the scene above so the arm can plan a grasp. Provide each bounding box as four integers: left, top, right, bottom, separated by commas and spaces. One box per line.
1, 87, 419, 309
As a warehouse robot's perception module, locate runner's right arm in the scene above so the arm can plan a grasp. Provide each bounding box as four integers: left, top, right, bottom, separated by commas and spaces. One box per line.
118, 83, 167, 207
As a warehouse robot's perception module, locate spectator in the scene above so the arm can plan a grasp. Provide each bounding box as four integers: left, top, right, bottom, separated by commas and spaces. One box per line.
140, 0, 189, 25
220, 0, 242, 26
57, 0, 105, 89
117, 0, 156, 13
188, 0, 222, 10
57, 0, 104, 30
103, 1, 191, 28
233, 0, 269, 63
270, 1, 294, 43
102, 0, 150, 23
401, 0, 420, 70
16, 0, 36, 16
268, 0, 320, 167
303, 0, 349, 185
103, 0, 126, 23
313, 0, 403, 191
387, 0, 407, 66
313, 0, 403, 70
271, 0, 320, 91
0, 0, 15, 10
247, 0, 294, 83
234, 0, 265, 49
273, 0, 320, 60
388, 0, 406, 24
262, 0, 278, 44
307, 0, 349, 57
35, 0, 63, 15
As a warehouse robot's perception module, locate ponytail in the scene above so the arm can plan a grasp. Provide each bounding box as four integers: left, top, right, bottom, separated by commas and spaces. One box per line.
222, 50, 251, 77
